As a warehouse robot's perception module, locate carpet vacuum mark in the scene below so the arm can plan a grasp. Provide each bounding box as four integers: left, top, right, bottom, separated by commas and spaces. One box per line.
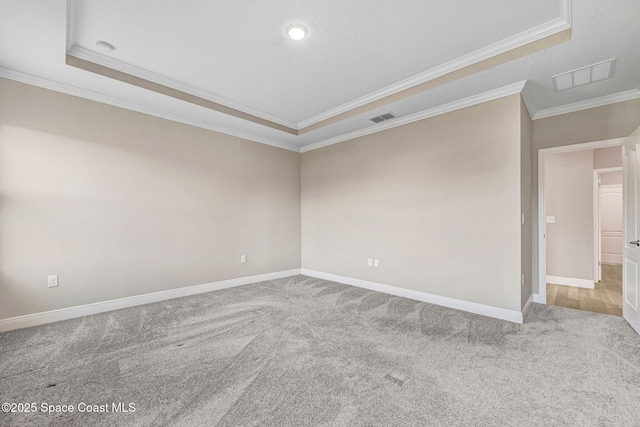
1, 275, 639, 426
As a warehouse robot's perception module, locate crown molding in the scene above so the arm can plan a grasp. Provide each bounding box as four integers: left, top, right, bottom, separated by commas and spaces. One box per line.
65, 0, 77, 50
65, 0, 296, 131
520, 81, 538, 119
300, 81, 527, 153
297, 2, 571, 129
64, 0, 569, 134
559, 0, 572, 26
0, 68, 300, 152
67, 45, 298, 131
533, 88, 640, 119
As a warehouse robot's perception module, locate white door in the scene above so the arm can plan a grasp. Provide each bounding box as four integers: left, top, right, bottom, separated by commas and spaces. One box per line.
622, 126, 640, 334
600, 184, 623, 265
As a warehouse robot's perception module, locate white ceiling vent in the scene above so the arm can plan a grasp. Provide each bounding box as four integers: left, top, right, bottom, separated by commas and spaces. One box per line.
553, 59, 615, 91
369, 112, 397, 123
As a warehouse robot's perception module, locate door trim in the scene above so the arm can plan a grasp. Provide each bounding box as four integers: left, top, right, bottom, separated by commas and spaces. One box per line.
538, 138, 624, 304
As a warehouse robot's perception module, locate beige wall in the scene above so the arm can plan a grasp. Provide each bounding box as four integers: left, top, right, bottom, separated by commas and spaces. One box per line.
521, 98, 533, 308
0, 78, 301, 319
600, 171, 622, 186
544, 150, 594, 280
593, 146, 622, 169
533, 99, 640, 150
302, 95, 524, 312
6, 73, 638, 319
531, 99, 640, 295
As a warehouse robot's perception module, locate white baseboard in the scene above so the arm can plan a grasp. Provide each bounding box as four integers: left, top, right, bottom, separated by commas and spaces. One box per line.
522, 294, 534, 322
601, 254, 622, 265
0, 269, 301, 333
533, 293, 546, 303
546, 275, 594, 289
301, 269, 525, 324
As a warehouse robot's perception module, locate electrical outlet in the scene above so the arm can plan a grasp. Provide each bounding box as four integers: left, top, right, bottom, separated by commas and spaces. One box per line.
374, 259, 380, 268
367, 258, 373, 267
240, 254, 247, 263
48, 275, 58, 288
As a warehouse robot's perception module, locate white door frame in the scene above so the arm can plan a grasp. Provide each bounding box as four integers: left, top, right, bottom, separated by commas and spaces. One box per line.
593, 167, 623, 282
538, 138, 625, 303
622, 128, 640, 333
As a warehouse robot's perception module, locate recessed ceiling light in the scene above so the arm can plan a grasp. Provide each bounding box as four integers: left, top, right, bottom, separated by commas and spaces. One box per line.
286, 24, 308, 41
96, 41, 114, 53
552, 59, 615, 91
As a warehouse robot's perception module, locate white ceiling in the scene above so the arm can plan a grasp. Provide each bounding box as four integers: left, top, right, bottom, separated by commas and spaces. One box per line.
72, 0, 558, 124
0, 0, 638, 151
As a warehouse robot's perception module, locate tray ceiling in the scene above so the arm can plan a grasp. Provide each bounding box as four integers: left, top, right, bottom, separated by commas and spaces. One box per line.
70, 0, 559, 126
0, 0, 638, 151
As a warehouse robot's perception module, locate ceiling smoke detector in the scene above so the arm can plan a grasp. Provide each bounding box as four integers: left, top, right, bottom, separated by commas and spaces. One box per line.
369, 112, 397, 123
95, 41, 114, 53
553, 59, 615, 91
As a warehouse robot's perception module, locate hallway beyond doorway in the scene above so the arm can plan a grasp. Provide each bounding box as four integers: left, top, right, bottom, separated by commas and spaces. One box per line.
546, 264, 622, 316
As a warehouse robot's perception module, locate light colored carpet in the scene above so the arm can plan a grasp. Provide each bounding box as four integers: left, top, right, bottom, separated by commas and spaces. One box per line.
1, 275, 639, 426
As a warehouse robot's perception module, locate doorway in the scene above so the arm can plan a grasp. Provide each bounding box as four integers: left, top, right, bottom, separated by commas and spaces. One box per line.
538, 138, 625, 316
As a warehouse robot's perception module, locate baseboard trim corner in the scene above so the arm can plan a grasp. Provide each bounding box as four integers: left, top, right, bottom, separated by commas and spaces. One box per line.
0, 269, 302, 333
533, 293, 545, 304
546, 275, 594, 289
522, 294, 534, 322
301, 269, 525, 324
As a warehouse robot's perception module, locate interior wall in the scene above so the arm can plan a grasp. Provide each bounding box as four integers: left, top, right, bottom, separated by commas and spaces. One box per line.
0, 78, 302, 320
521, 98, 533, 308
593, 146, 622, 169
531, 98, 640, 295
544, 150, 594, 281
5, 74, 638, 319
302, 95, 523, 312
600, 171, 623, 186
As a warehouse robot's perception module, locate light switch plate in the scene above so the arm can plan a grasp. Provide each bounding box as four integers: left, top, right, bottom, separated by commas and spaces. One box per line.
546, 216, 556, 224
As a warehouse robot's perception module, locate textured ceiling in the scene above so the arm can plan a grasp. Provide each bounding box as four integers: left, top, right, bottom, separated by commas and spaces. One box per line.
72, 0, 558, 123
0, 0, 638, 151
